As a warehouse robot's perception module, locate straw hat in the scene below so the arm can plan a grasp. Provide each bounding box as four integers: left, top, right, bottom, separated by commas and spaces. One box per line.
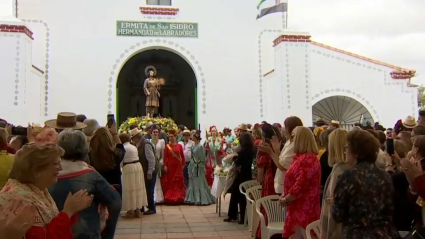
238, 124, 248, 131
403, 115, 418, 128
45, 112, 87, 130
32, 123, 43, 133
331, 120, 340, 125
130, 128, 142, 138
182, 129, 191, 135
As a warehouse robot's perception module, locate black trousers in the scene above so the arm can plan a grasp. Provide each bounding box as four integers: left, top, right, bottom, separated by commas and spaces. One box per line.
143, 171, 157, 212
227, 185, 246, 220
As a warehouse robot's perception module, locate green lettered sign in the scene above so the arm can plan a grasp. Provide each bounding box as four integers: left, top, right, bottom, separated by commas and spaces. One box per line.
116, 21, 198, 38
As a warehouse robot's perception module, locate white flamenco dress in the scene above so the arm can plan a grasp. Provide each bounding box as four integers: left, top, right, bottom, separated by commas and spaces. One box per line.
151, 138, 165, 203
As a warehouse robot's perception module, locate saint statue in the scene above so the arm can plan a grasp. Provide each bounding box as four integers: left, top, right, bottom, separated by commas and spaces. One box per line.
143, 65, 165, 118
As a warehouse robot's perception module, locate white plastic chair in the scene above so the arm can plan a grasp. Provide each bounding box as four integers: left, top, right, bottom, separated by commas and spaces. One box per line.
305, 220, 321, 239
246, 185, 262, 236
255, 195, 285, 239
239, 180, 260, 226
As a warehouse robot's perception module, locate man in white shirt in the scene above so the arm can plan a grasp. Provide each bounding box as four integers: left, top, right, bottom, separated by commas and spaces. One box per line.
179, 129, 194, 186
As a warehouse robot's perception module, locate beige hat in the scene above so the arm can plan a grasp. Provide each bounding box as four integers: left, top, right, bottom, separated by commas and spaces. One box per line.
130, 128, 142, 138
403, 115, 418, 128
238, 124, 248, 131
331, 120, 340, 125
32, 123, 43, 133
83, 119, 100, 136
182, 129, 191, 135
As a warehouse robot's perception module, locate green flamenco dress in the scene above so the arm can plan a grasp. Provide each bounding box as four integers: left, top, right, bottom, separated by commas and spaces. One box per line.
184, 144, 216, 205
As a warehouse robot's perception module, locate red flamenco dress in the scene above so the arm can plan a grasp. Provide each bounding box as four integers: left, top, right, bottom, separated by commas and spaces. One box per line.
161, 143, 187, 204
256, 151, 278, 238
283, 153, 321, 238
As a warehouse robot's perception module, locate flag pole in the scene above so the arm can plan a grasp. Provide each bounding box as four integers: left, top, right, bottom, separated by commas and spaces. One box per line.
285, 1, 289, 29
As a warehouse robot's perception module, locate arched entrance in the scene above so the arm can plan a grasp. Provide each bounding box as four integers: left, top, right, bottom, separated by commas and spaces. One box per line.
312, 96, 374, 130
116, 49, 197, 128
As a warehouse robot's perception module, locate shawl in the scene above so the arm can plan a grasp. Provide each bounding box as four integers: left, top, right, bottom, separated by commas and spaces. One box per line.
222, 153, 239, 199
58, 160, 109, 231
320, 162, 351, 239
0, 179, 59, 227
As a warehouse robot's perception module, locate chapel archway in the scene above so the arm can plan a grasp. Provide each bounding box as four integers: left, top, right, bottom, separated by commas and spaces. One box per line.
116, 49, 197, 129
312, 96, 374, 130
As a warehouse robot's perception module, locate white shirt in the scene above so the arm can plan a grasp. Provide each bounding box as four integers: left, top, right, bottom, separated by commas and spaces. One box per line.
179, 140, 194, 163
122, 142, 139, 163
274, 140, 295, 194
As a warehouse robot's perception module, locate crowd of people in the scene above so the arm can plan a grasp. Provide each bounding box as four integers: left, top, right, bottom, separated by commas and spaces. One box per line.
1, 110, 425, 238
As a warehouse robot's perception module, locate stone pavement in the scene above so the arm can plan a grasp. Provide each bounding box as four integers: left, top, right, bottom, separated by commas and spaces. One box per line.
115, 199, 254, 239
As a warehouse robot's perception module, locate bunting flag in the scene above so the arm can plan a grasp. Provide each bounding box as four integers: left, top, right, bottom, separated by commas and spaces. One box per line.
257, 0, 288, 19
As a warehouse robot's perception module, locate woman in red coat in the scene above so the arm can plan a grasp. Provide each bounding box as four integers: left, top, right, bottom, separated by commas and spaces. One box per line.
279, 126, 321, 239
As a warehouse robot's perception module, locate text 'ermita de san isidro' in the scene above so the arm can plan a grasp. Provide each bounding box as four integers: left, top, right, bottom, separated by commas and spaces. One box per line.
117, 21, 198, 38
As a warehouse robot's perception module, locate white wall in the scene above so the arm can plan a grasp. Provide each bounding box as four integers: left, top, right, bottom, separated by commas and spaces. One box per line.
265, 36, 418, 128
309, 44, 417, 128
17, 0, 269, 129
0, 31, 35, 125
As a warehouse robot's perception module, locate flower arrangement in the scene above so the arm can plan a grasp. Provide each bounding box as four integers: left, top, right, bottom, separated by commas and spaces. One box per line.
119, 117, 178, 134
214, 165, 229, 177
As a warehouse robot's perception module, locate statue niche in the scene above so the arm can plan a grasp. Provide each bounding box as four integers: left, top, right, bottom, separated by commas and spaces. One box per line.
143, 65, 165, 118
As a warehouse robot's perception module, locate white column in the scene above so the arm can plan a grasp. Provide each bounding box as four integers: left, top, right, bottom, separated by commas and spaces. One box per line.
273, 32, 313, 125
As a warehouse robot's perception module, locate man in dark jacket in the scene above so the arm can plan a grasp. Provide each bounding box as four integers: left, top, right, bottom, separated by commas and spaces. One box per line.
131, 128, 158, 215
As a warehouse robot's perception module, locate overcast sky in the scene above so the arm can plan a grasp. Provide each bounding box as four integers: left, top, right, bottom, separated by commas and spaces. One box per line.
1, 0, 424, 84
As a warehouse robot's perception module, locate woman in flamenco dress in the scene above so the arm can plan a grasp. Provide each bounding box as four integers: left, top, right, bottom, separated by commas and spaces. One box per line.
161, 130, 186, 204
255, 123, 283, 239
205, 126, 224, 187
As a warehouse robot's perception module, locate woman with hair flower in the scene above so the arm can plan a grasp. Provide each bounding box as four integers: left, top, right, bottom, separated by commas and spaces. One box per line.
0, 126, 93, 239
205, 126, 223, 187
161, 130, 186, 204
185, 130, 215, 205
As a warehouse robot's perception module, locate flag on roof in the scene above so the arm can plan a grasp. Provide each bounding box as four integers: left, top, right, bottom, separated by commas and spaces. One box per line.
257, 0, 288, 19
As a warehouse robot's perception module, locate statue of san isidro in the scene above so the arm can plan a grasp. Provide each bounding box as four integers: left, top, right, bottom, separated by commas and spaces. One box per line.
143, 65, 165, 118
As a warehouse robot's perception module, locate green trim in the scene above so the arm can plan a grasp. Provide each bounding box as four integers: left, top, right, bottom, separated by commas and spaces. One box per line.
116, 85, 120, 124
257, 0, 266, 9
195, 86, 198, 128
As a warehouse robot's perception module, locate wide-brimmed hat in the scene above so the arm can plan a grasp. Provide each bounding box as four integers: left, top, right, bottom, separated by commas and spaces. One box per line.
45, 112, 87, 130
32, 123, 43, 133
331, 120, 340, 125
403, 115, 418, 128
182, 129, 191, 135
238, 124, 248, 131
145, 122, 154, 129
130, 128, 142, 138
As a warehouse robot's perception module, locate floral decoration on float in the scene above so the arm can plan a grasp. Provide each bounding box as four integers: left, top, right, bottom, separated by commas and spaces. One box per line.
119, 117, 178, 134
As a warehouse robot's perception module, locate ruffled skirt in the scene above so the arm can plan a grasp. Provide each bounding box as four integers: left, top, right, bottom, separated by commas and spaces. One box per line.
122, 163, 148, 211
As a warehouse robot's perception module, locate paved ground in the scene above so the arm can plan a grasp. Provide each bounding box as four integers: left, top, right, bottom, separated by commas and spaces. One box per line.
115, 199, 254, 239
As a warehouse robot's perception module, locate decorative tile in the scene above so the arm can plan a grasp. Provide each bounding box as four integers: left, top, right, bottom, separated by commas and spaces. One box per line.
22, 19, 50, 116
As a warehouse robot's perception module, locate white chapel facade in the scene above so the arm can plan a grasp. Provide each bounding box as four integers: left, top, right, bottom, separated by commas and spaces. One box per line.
0, 0, 417, 129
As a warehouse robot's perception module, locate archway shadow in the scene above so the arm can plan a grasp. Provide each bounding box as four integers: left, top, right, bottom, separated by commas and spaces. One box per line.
116, 49, 197, 128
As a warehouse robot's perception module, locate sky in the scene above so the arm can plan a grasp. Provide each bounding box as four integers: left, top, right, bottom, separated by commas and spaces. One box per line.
0, 0, 424, 85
